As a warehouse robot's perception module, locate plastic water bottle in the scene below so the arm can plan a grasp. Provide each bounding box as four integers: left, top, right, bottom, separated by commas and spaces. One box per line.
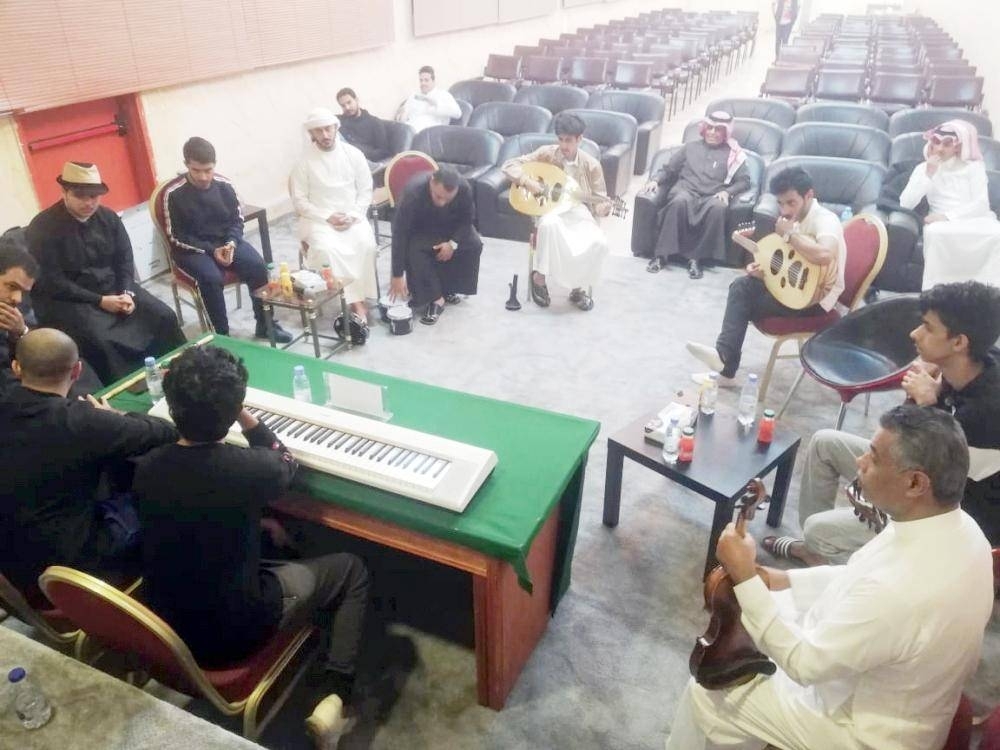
292, 365, 313, 403
738, 373, 759, 428
144, 356, 164, 401
700, 372, 719, 416
840, 205, 853, 223
8, 668, 52, 730
662, 416, 682, 465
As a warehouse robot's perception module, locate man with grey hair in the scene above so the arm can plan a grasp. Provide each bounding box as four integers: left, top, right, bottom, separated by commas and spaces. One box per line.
289, 107, 377, 344
0, 329, 176, 599
666, 404, 993, 750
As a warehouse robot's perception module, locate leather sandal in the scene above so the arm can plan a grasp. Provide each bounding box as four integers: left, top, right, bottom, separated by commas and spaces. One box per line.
647, 257, 666, 273
420, 301, 444, 325
444, 293, 462, 305
762, 536, 804, 561
530, 277, 551, 307
688, 259, 703, 280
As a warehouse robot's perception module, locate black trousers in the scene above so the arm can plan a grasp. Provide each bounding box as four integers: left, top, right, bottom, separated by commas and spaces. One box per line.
715, 275, 823, 378
173, 240, 268, 334
402, 232, 483, 307
654, 189, 728, 263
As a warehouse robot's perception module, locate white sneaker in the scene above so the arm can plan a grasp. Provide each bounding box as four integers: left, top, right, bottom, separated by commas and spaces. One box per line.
691, 371, 737, 387
306, 694, 354, 750
686, 341, 725, 372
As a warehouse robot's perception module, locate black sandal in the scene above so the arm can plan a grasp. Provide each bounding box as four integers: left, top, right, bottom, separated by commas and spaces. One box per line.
530, 277, 550, 307
420, 302, 444, 325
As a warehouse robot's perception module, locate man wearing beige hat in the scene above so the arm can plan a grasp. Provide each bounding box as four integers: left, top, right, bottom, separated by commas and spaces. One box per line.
26, 161, 186, 383
289, 107, 377, 344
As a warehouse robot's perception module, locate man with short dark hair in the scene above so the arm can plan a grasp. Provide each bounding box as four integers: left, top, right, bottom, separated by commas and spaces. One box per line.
767, 280, 1000, 565
0, 240, 39, 399
686, 166, 845, 385
0, 328, 177, 598
502, 112, 611, 311
161, 137, 290, 343
26, 162, 186, 384
133, 345, 368, 747
389, 167, 482, 325
643, 111, 751, 280
396, 65, 461, 133
336, 88, 391, 163
666, 405, 993, 750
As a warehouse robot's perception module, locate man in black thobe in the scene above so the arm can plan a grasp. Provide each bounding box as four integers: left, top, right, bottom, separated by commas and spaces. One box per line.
26, 162, 186, 384
337, 87, 391, 163
0, 328, 177, 600
644, 111, 751, 280
388, 167, 482, 325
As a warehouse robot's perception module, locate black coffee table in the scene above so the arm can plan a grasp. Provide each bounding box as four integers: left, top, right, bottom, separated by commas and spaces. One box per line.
603, 407, 801, 577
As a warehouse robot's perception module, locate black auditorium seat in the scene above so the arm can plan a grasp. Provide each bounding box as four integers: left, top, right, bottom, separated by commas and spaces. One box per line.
631, 147, 764, 266
483, 54, 521, 82
586, 90, 665, 175
924, 75, 985, 110
450, 100, 473, 126
557, 108, 638, 196
795, 102, 890, 132
521, 56, 565, 85
812, 70, 867, 103
411, 125, 502, 182
867, 73, 925, 114
467, 102, 552, 141
565, 57, 609, 88
449, 79, 517, 108
888, 107, 993, 138
704, 97, 796, 129
780, 123, 890, 165
513, 84, 589, 115
474, 133, 601, 241
760, 65, 814, 107
755, 155, 887, 221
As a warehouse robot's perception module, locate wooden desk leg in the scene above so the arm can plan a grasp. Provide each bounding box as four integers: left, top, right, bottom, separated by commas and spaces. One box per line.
705, 496, 736, 578
474, 508, 559, 710
602, 439, 625, 527
766, 449, 798, 528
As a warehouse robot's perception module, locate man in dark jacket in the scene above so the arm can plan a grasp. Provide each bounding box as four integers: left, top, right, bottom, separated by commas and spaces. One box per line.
337, 88, 391, 163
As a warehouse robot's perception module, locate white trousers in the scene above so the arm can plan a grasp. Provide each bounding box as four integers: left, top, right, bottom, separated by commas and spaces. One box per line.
665, 675, 860, 750
534, 205, 609, 290
921, 217, 1000, 290
302, 220, 378, 305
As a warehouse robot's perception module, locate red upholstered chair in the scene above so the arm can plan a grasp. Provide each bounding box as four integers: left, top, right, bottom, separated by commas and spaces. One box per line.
753, 213, 888, 408
383, 150, 440, 207
40, 566, 320, 741
944, 693, 973, 750
149, 176, 243, 333
0, 571, 81, 654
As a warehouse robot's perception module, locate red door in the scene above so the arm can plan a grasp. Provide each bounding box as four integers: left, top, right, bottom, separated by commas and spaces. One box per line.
15, 95, 155, 212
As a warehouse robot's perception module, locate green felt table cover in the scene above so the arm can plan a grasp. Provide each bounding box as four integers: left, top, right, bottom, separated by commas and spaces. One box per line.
104, 336, 599, 599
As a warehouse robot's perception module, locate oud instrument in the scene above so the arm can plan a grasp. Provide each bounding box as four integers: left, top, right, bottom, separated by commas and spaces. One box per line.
731, 225, 822, 310
508, 162, 628, 219
690, 479, 777, 690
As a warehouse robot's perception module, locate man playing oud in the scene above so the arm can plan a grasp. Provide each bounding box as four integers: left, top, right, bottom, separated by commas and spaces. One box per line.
502, 113, 611, 312
686, 167, 845, 385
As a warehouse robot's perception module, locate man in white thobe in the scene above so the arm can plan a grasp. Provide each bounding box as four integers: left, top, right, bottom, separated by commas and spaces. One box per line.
502, 112, 611, 311
899, 119, 1000, 289
397, 66, 462, 133
666, 405, 993, 750
289, 107, 377, 336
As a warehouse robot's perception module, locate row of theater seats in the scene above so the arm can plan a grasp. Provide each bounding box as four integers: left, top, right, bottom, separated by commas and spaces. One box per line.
483, 9, 758, 119
631, 100, 998, 295
763, 14, 983, 111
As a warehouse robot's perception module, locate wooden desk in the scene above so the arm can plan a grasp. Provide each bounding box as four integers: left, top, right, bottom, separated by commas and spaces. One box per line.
603, 408, 800, 577
106, 336, 598, 710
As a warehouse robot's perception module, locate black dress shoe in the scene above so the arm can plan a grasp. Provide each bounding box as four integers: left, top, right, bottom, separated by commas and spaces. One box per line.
688, 259, 703, 280
530, 278, 551, 307
444, 293, 462, 305
420, 302, 444, 325
255, 321, 294, 344
647, 257, 667, 273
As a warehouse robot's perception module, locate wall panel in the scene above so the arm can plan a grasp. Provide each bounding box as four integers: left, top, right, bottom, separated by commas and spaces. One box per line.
500, 0, 558, 23
412, 0, 498, 37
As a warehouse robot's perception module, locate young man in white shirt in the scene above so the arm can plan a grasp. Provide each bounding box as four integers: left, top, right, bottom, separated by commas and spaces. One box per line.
687, 166, 845, 385
666, 405, 993, 750
396, 66, 462, 133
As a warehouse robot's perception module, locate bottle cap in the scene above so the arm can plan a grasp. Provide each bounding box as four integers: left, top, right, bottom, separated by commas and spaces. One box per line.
267, 262, 275, 269
144, 356, 156, 366
8, 667, 25, 683
763, 409, 775, 418
293, 365, 305, 375
682, 427, 694, 435
747, 373, 758, 382
669, 416, 680, 424
708, 372, 719, 381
